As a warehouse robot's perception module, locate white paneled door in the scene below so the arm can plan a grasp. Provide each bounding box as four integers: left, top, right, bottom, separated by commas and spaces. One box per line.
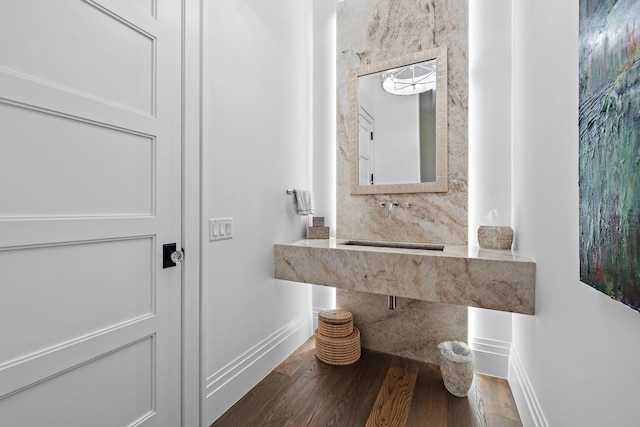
0, 1, 182, 426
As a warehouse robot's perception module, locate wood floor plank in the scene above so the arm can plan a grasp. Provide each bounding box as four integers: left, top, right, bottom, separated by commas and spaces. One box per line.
405, 363, 448, 427
365, 360, 420, 427
210, 371, 292, 427
324, 349, 393, 426
258, 350, 366, 426
273, 337, 316, 377
446, 380, 487, 427
486, 414, 523, 427
289, 362, 361, 426
477, 375, 522, 422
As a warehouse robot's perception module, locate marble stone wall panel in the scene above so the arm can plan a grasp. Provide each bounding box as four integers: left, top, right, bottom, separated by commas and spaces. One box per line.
337, 289, 467, 364
336, 0, 468, 244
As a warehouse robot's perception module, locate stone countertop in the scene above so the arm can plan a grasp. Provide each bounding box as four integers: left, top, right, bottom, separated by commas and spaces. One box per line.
274, 239, 535, 315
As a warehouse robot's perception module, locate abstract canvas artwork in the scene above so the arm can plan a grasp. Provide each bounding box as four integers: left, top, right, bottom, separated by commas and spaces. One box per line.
579, 0, 640, 311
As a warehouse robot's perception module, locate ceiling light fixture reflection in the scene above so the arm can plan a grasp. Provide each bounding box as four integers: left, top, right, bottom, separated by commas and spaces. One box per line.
381, 60, 436, 96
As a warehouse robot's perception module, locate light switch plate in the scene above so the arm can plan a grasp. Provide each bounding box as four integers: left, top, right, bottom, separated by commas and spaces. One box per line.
209, 217, 233, 241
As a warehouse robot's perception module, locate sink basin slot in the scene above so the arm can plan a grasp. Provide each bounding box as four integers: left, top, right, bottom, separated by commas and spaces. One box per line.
340, 241, 444, 251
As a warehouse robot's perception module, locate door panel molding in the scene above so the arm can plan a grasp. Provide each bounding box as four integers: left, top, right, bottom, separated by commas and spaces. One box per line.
0, 71, 156, 134
0, 220, 157, 248
0, 102, 156, 218
0, 237, 156, 365
0, 320, 157, 398
0, 336, 156, 426
0, 1, 157, 115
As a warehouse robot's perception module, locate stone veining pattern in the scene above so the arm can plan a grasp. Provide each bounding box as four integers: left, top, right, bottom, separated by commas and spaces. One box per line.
275, 241, 535, 315
337, 290, 467, 365
336, 0, 468, 244
334, 0, 470, 362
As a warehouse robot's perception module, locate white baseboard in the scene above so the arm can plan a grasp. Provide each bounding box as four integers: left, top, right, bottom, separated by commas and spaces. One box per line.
508, 347, 549, 427
469, 337, 511, 378
205, 313, 313, 424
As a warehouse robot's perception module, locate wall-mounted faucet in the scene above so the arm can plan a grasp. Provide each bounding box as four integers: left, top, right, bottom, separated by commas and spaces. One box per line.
379, 201, 411, 212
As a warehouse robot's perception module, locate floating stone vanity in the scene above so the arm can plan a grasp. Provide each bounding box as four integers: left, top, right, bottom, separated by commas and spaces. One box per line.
275, 239, 535, 315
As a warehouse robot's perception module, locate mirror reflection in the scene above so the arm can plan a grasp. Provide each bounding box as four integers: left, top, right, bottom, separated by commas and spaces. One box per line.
358, 58, 437, 186
349, 47, 448, 195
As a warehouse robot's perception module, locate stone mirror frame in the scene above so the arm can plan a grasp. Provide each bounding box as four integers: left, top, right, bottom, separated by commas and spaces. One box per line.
349, 46, 448, 195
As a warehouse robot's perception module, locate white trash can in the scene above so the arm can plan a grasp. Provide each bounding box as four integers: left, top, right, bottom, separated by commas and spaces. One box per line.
438, 341, 474, 397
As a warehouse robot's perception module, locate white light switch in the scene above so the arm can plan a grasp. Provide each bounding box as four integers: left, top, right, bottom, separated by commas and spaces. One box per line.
209, 218, 233, 241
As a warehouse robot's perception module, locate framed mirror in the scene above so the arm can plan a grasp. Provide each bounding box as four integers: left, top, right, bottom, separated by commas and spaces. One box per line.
348, 47, 448, 194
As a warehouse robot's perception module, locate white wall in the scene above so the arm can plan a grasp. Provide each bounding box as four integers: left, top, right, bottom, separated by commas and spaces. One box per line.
511, 1, 640, 426
468, 0, 513, 379
202, 1, 314, 423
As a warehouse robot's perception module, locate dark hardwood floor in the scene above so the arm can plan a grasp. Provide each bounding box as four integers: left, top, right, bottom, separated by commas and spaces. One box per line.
211, 338, 523, 427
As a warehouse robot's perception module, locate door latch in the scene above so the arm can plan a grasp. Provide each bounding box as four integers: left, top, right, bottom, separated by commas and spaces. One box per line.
163, 243, 184, 268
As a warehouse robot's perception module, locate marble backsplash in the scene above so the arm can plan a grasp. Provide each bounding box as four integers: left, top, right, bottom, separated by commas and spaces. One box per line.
337, 290, 467, 365
336, 0, 468, 244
